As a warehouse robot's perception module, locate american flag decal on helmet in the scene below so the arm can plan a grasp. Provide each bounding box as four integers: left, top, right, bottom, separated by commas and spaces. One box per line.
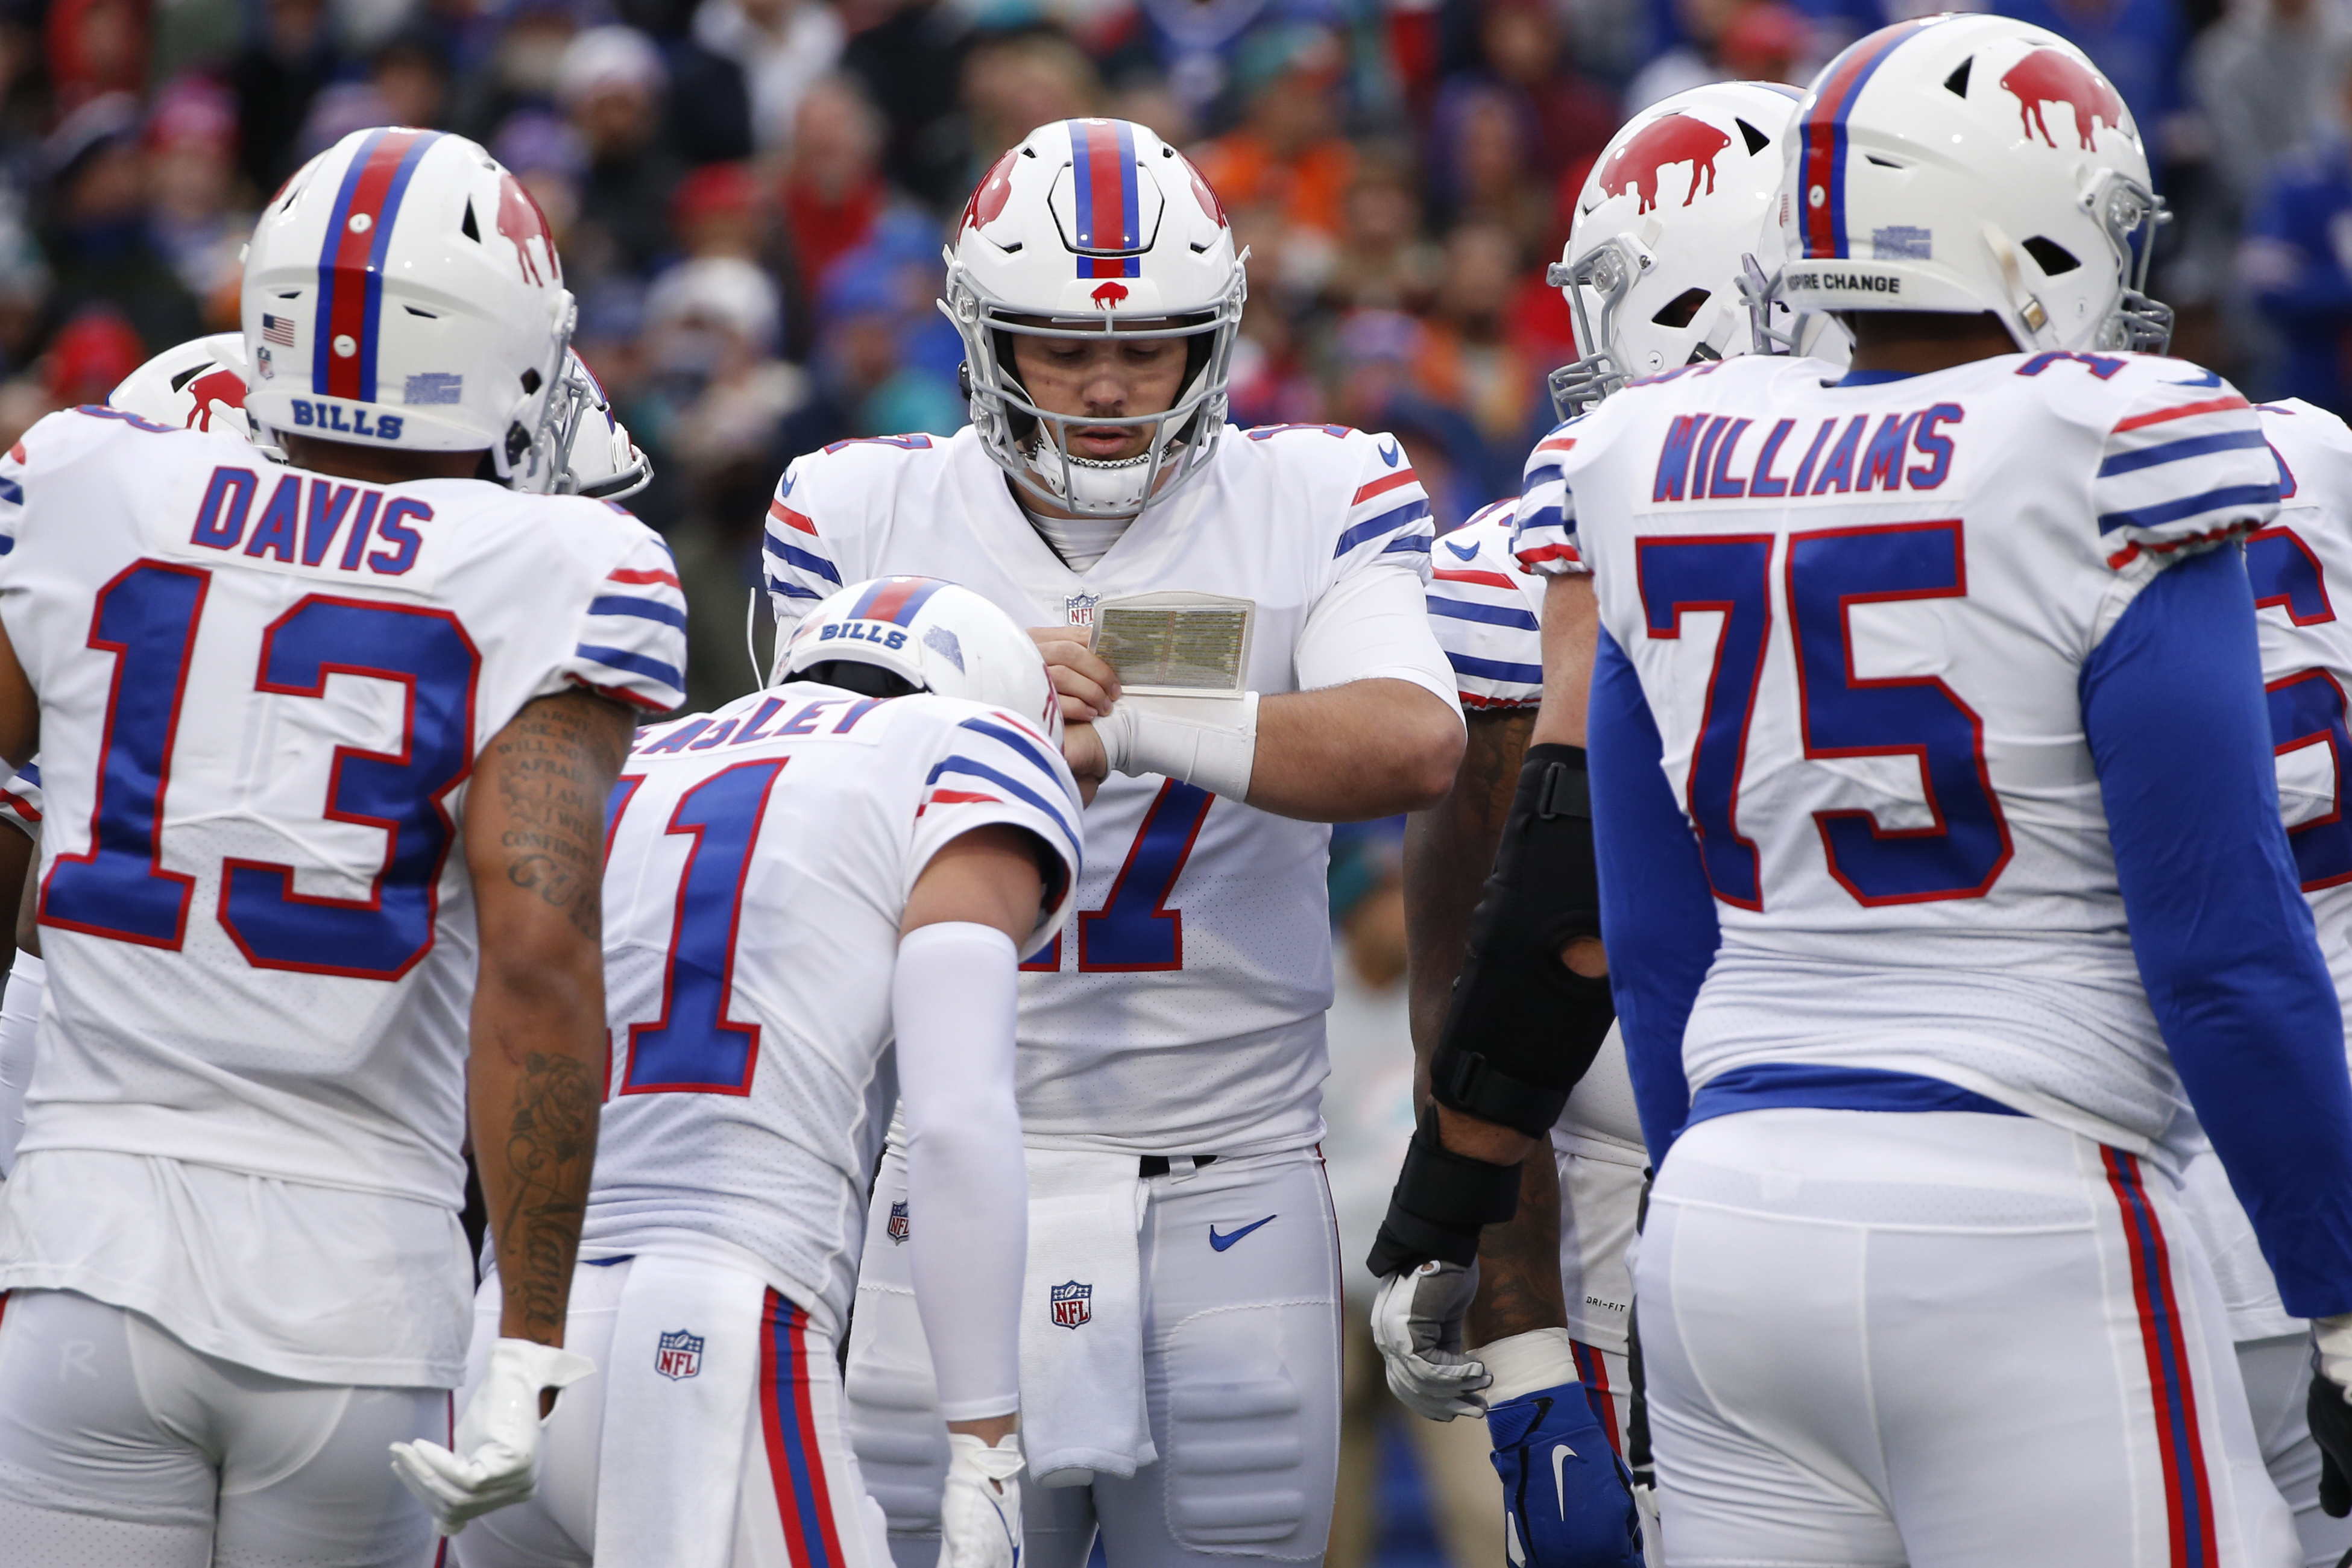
1067, 119, 1142, 280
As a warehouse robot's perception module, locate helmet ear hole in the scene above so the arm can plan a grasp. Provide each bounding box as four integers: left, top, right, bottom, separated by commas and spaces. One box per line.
1653, 288, 1711, 329
2021, 236, 2081, 276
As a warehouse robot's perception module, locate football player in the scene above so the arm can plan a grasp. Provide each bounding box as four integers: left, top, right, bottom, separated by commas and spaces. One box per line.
0, 127, 686, 1564
447, 578, 1081, 1568
1515, 16, 2352, 1561
764, 118, 1465, 1568
2171, 397, 2352, 1567
0, 331, 654, 1179
1381, 83, 1847, 1567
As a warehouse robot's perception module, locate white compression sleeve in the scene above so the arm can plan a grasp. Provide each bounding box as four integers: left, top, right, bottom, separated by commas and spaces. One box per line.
0, 952, 43, 1177
895, 921, 1027, 1421
1295, 561, 1466, 713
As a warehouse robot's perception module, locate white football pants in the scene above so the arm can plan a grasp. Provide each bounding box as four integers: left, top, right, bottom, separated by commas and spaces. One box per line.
450, 1255, 890, 1568
0, 1286, 445, 1567
845, 1146, 1343, 1568
1636, 1107, 2298, 1567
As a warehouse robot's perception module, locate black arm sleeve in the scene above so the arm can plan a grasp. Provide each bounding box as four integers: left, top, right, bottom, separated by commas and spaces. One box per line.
1427, 743, 1616, 1138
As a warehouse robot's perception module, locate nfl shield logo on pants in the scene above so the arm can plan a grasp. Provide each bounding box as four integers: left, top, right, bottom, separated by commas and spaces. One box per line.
655, 1329, 704, 1380
1050, 1280, 1092, 1329
888, 1200, 910, 1244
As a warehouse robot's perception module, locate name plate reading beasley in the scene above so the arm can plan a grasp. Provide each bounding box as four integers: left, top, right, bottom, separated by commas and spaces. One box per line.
1093, 592, 1255, 697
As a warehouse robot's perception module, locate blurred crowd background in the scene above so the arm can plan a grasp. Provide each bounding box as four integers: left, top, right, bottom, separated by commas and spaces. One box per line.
1, 0, 2322, 1553
0, 0, 2337, 707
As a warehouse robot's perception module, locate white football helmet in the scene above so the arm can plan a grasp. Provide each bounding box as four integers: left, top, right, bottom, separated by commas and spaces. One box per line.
545, 351, 652, 500
778, 577, 1064, 743
241, 126, 578, 484
109, 332, 257, 439
1771, 14, 2169, 353
944, 117, 1246, 520
112, 329, 649, 500
1550, 81, 1849, 419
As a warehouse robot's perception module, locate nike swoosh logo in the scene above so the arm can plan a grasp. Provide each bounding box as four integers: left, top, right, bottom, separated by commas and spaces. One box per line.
1378, 438, 1401, 467
1445, 539, 1479, 561
1551, 1443, 1575, 1515
1209, 1216, 1276, 1251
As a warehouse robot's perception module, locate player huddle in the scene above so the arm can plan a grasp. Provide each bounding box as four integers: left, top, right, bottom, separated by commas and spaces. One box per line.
0, 12, 2341, 1568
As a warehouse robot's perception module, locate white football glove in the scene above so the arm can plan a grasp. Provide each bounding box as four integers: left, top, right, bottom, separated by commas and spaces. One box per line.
936, 1431, 1024, 1568
1370, 1259, 1491, 1421
389, 1338, 595, 1535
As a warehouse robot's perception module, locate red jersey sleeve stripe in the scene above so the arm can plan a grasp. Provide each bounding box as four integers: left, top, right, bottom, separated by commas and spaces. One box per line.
769, 500, 819, 535
607, 567, 683, 588
1351, 469, 1420, 506
1433, 568, 1520, 590
2113, 396, 2253, 434
1534, 436, 1578, 455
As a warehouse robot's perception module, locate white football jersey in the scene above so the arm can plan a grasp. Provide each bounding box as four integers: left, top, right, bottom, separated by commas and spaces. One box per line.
587, 682, 1080, 1336
0, 406, 685, 1382
1428, 499, 1546, 712
763, 424, 1447, 1156
2251, 400, 2352, 1018
1518, 351, 2281, 1155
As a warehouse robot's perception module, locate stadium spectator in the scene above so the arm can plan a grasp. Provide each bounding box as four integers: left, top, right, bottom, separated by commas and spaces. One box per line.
690, 0, 845, 148
561, 24, 686, 283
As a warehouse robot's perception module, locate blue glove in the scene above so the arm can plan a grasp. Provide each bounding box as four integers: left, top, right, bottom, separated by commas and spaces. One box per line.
1487, 1381, 1642, 1567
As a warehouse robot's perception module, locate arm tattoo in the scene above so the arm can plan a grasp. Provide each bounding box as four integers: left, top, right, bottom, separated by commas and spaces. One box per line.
1402, 710, 1537, 1094
496, 1047, 599, 1341
486, 692, 632, 939
1469, 1153, 1569, 1344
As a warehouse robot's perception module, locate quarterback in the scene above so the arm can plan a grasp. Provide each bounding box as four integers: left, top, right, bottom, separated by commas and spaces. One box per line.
764, 118, 1464, 1568
0, 128, 685, 1564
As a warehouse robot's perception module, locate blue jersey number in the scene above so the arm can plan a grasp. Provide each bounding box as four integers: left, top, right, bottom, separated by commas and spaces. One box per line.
619, 758, 786, 1094
1786, 523, 2010, 904
1634, 537, 1773, 909
1635, 521, 2012, 910
2248, 525, 2352, 889
221, 598, 481, 977
43, 565, 483, 966
1023, 778, 1215, 972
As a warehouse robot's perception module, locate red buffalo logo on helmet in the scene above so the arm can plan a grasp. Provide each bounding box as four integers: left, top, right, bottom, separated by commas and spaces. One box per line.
1091, 281, 1129, 308
961, 149, 1020, 236
497, 174, 556, 287
1595, 114, 1732, 214
2000, 48, 2125, 150
186, 367, 246, 430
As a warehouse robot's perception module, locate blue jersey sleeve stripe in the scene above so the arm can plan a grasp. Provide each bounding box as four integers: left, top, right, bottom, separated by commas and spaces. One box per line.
575, 642, 684, 693
1447, 650, 1545, 685
587, 594, 688, 631
1428, 596, 1540, 631
924, 757, 1080, 851
956, 717, 1070, 792
1381, 534, 1431, 556
2097, 483, 2282, 535
1334, 499, 1432, 557
774, 540, 843, 586
2096, 427, 2272, 477
768, 576, 824, 601
17, 762, 36, 787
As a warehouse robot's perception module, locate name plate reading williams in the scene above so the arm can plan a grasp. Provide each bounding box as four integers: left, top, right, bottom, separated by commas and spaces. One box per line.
1093, 592, 1255, 697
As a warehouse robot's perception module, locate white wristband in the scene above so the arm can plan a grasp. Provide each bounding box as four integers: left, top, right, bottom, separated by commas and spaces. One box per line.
1095, 691, 1260, 802
2316, 1313, 2352, 1395
1474, 1327, 1580, 1403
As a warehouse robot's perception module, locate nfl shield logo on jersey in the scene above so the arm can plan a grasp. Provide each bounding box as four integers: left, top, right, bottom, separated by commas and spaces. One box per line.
655, 1329, 704, 1380
1050, 1280, 1092, 1329
888, 1200, 910, 1244
1065, 593, 1099, 628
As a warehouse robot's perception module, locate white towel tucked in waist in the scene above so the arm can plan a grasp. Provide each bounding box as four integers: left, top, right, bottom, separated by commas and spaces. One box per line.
1018, 1148, 1154, 1486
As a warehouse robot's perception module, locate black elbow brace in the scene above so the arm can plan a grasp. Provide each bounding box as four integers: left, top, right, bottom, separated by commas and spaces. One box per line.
1364, 1107, 1522, 1276
1428, 743, 1616, 1139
